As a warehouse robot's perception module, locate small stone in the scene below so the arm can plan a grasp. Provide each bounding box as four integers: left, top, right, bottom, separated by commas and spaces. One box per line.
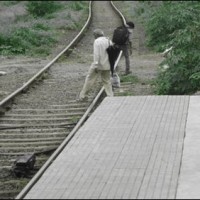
0, 71, 6, 76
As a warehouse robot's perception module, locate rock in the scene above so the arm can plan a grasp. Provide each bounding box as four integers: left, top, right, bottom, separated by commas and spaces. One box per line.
0, 71, 6, 76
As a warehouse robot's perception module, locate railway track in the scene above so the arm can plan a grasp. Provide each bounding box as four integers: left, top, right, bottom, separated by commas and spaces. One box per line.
0, 1, 136, 199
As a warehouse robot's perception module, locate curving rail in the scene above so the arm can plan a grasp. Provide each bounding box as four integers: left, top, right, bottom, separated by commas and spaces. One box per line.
0, 1, 92, 112
110, 1, 127, 26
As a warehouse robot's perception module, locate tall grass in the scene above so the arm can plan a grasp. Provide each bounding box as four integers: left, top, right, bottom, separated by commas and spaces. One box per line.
0, 1, 89, 56
0, 27, 56, 56
26, 1, 62, 17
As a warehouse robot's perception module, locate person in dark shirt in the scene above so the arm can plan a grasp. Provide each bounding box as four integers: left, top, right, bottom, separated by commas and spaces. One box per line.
113, 21, 135, 75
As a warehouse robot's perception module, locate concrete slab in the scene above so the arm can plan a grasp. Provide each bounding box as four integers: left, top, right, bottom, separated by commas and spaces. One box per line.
176, 96, 200, 199
23, 96, 190, 199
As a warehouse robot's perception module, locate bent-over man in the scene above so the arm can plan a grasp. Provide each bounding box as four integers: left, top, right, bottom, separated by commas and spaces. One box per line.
78, 29, 113, 101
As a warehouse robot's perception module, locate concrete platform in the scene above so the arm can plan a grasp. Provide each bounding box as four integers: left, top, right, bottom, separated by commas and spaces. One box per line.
21, 96, 200, 199
177, 96, 200, 199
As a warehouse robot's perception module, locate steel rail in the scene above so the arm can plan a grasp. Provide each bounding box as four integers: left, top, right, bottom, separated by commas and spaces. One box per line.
16, 1, 127, 199
15, 2, 93, 198
0, 1, 92, 112
110, 1, 127, 26
15, 87, 104, 200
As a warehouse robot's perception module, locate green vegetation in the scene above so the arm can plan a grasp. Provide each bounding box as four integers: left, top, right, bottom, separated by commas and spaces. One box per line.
120, 74, 139, 84
32, 23, 50, 31
115, 1, 200, 94
117, 91, 133, 96
135, 1, 200, 94
2, 1, 19, 6
26, 1, 62, 17
0, 1, 88, 56
68, 1, 87, 11
0, 27, 56, 56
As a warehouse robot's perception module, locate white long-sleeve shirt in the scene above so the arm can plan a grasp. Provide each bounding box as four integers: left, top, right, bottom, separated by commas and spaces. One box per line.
93, 36, 111, 70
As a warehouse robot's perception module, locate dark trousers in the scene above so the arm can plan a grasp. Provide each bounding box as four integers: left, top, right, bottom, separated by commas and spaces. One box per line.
119, 44, 130, 74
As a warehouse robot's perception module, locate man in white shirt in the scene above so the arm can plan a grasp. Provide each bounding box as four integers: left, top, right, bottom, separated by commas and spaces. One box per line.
78, 29, 113, 101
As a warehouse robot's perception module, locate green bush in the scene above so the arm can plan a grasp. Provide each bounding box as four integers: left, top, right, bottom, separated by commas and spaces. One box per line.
68, 1, 86, 11
33, 23, 50, 31
0, 27, 56, 55
145, 2, 198, 52
141, 1, 200, 94
0, 1, 88, 57
26, 1, 62, 17
120, 74, 139, 84
156, 36, 200, 94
